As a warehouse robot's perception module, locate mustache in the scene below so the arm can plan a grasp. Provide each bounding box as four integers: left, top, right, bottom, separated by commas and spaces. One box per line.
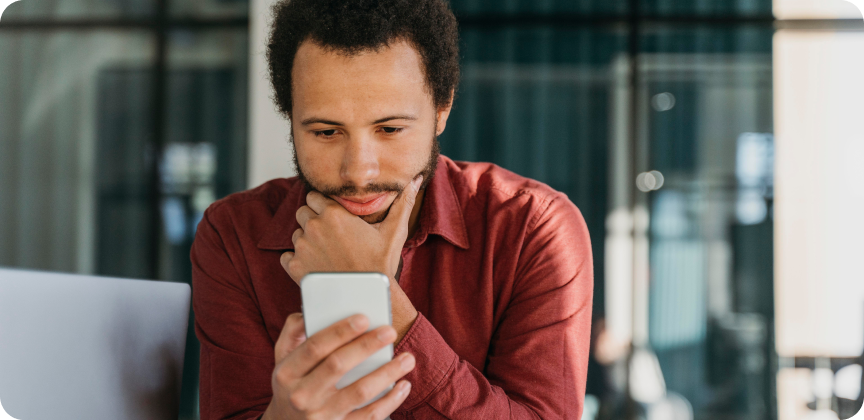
317, 181, 405, 198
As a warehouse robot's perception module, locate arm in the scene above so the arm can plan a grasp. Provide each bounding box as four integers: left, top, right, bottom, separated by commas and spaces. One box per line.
192, 208, 275, 420
194, 205, 414, 420
392, 194, 594, 419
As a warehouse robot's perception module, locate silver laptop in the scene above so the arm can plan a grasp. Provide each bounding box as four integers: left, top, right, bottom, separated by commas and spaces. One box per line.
0, 268, 191, 420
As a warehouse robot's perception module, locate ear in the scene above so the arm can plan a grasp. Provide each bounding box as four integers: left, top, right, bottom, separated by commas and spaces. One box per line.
435, 90, 455, 136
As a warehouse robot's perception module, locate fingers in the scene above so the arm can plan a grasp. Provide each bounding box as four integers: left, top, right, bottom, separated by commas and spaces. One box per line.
296, 325, 397, 403
280, 251, 294, 271
306, 191, 338, 214
379, 176, 422, 235
345, 380, 412, 420
296, 206, 317, 229
279, 251, 301, 285
291, 228, 303, 248
275, 313, 306, 363
331, 352, 415, 414
281, 314, 370, 381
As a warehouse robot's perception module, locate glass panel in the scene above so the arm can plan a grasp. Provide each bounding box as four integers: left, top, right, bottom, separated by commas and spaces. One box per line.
449, 0, 629, 16
639, 25, 775, 420
0, 30, 155, 274
640, 0, 772, 17
170, 0, 248, 19
163, 28, 249, 420
1, 0, 153, 20
441, 25, 627, 331
161, 28, 249, 269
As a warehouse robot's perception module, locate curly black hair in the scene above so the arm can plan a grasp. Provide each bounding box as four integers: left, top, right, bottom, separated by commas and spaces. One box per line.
266, 0, 460, 118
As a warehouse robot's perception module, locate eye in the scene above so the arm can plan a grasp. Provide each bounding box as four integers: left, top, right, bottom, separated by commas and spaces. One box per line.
380, 127, 404, 134
313, 129, 338, 137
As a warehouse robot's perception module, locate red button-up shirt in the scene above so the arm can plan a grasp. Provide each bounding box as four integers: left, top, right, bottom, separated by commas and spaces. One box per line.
191, 155, 593, 420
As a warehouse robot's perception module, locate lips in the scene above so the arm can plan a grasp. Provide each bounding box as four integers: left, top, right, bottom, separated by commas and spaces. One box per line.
332, 194, 390, 216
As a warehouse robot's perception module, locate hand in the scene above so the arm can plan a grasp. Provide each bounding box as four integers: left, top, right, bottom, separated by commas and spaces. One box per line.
261, 313, 415, 420
280, 176, 422, 342
281, 175, 423, 281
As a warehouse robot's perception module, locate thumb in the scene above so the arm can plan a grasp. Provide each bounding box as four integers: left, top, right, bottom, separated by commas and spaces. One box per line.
274, 313, 306, 362
381, 175, 423, 235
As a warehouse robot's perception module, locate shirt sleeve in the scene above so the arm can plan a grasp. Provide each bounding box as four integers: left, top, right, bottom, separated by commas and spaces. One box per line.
391, 194, 594, 420
192, 207, 275, 420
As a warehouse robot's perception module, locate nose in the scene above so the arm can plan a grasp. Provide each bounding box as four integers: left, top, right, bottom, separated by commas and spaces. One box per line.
339, 136, 380, 188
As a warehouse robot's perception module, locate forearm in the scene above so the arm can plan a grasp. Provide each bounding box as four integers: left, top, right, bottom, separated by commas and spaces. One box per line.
391, 314, 565, 419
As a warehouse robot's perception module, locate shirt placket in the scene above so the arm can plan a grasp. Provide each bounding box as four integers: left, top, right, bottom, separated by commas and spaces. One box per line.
398, 247, 414, 292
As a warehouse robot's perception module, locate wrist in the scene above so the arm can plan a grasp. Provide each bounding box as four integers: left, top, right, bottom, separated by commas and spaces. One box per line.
387, 275, 418, 344
394, 307, 418, 344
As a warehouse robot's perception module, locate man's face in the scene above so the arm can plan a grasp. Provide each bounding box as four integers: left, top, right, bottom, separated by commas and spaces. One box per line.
290, 39, 451, 224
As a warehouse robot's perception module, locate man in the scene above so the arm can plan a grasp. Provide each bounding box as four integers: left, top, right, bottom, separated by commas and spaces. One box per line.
191, 0, 593, 418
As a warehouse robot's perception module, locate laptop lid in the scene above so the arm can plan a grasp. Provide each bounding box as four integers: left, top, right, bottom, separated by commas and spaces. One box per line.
0, 268, 191, 420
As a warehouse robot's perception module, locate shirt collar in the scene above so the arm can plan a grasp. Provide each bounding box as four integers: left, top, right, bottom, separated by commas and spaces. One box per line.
256, 155, 469, 251
256, 181, 308, 251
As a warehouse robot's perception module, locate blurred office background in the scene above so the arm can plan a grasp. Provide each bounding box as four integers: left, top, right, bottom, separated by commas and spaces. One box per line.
1, 0, 863, 419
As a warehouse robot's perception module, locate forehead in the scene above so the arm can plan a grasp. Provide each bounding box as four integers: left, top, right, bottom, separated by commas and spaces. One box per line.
291, 40, 433, 120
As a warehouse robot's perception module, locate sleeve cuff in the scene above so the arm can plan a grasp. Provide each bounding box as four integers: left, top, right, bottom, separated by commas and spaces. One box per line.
393, 312, 459, 409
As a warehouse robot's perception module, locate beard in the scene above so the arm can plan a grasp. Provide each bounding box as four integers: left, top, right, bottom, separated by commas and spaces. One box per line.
292, 133, 440, 224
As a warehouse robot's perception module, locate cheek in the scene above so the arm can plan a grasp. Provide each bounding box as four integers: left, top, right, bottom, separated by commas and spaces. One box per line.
295, 137, 342, 179
378, 135, 431, 178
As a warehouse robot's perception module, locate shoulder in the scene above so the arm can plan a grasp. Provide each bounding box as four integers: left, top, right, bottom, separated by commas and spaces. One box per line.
443, 157, 575, 230
200, 177, 303, 231
208, 177, 298, 215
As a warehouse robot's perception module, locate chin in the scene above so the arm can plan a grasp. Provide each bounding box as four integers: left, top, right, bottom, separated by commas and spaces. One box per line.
360, 208, 390, 224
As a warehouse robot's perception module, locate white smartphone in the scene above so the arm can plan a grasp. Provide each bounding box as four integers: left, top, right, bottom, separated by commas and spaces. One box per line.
300, 272, 394, 406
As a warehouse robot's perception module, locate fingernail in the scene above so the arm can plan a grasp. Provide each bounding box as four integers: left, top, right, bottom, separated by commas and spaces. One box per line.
377, 327, 396, 342
413, 176, 423, 189
349, 314, 367, 332
399, 353, 415, 371
398, 381, 411, 397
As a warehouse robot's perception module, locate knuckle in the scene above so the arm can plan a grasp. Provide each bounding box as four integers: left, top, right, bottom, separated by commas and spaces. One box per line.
288, 390, 309, 411
279, 254, 291, 270
323, 202, 340, 216
351, 384, 375, 404
273, 365, 291, 387
364, 408, 383, 420
292, 238, 306, 252
304, 337, 326, 360
286, 254, 299, 269
305, 217, 320, 231
286, 259, 301, 278
325, 354, 346, 374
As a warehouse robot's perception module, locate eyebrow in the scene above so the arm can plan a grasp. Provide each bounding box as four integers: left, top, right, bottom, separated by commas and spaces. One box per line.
300, 115, 418, 126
